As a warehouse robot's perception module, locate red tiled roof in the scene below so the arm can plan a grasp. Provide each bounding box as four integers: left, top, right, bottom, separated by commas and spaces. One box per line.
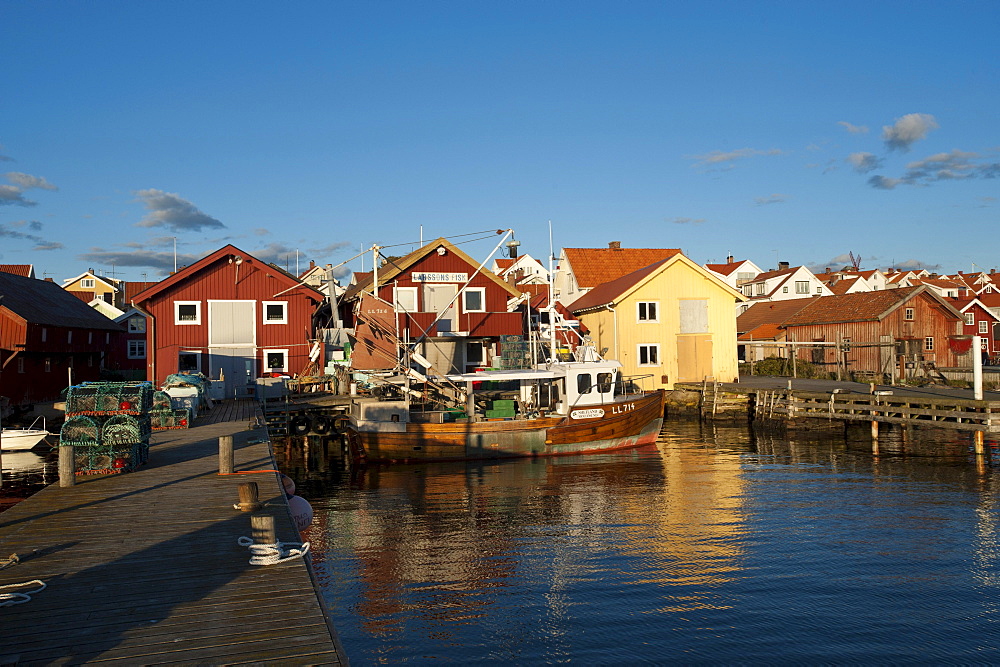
739, 323, 785, 341
494, 258, 515, 270
67, 290, 94, 303
828, 277, 866, 295
736, 299, 815, 334
0, 264, 33, 278
704, 260, 742, 276
781, 287, 945, 326
563, 247, 681, 290
567, 258, 671, 313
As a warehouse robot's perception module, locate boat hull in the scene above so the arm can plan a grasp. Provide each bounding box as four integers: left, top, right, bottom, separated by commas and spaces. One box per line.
352, 390, 664, 463
0, 429, 50, 451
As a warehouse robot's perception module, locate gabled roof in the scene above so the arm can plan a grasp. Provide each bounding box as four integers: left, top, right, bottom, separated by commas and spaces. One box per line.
130, 244, 324, 304
562, 247, 682, 290
343, 238, 522, 301
124, 281, 158, 303
781, 286, 962, 327
568, 253, 743, 314
704, 259, 755, 277
61, 271, 120, 290
739, 323, 786, 341
828, 276, 867, 295
0, 264, 34, 278
67, 290, 95, 303
736, 299, 814, 334
947, 297, 1000, 321
0, 271, 123, 330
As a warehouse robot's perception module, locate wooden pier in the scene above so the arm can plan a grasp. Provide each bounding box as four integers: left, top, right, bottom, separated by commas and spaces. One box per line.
0, 399, 345, 665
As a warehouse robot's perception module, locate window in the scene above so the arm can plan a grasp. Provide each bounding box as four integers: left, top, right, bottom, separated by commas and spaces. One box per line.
742, 285, 752, 296
102, 292, 113, 303
128, 317, 145, 333
966, 313, 975, 326
394, 287, 418, 312
462, 288, 486, 313
81, 278, 95, 288
67, 331, 73, 344
597, 372, 613, 393
638, 344, 659, 365
17, 357, 24, 373
577, 373, 593, 394
905, 308, 915, 321
466, 341, 484, 366
175, 301, 201, 325
128, 340, 146, 359
983, 339, 990, 350
925, 337, 934, 351
637, 301, 659, 322
816, 286, 823, 294
44, 358, 51, 372
262, 301, 287, 325
178, 352, 201, 372
782, 286, 789, 293
795, 281, 809, 294
88, 332, 93, 343
755, 283, 765, 296
980, 321, 990, 334
736, 271, 754, 282
41, 328, 47, 342
263, 349, 288, 373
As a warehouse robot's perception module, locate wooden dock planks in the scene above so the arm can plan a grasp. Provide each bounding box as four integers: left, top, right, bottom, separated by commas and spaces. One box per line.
0, 399, 345, 665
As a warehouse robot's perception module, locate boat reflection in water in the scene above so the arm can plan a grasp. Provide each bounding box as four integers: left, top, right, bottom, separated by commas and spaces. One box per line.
277, 422, 1000, 663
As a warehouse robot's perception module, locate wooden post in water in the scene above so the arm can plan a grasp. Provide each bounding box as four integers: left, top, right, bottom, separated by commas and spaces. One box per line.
59, 444, 75, 487
974, 430, 985, 457
251, 514, 277, 545
219, 435, 234, 474
870, 384, 879, 455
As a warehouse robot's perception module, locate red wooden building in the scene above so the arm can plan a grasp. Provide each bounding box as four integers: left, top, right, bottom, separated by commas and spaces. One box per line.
131, 245, 325, 396
780, 286, 966, 380
340, 238, 524, 374
947, 296, 1000, 360
0, 271, 125, 406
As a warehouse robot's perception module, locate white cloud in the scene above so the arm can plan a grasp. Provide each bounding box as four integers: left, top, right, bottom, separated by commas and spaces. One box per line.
690, 147, 784, 168
5, 172, 57, 191
0, 184, 35, 206
134, 189, 226, 232
882, 113, 938, 152
847, 152, 883, 173
837, 121, 869, 134
753, 194, 788, 206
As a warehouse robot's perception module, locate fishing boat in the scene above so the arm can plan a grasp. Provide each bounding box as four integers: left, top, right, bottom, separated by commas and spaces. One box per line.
346, 348, 664, 463
0, 417, 51, 451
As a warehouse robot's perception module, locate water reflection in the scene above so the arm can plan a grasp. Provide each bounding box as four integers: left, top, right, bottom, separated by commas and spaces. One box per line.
276, 423, 1000, 663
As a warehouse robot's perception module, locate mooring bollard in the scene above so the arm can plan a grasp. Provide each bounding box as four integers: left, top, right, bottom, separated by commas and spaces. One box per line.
59, 444, 75, 488
251, 514, 277, 545
236, 481, 263, 511
219, 435, 234, 474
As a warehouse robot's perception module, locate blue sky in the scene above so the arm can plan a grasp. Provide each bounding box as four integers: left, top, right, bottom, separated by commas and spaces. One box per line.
1, 1, 998, 283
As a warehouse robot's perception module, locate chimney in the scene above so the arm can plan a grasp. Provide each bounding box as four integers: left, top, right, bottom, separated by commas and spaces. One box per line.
309, 260, 316, 270
726, 255, 734, 264
609, 241, 621, 250
778, 261, 789, 271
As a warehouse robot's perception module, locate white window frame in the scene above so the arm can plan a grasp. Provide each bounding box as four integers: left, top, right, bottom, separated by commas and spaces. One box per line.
979, 321, 989, 334
637, 343, 660, 366
128, 340, 147, 359
175, 301, 202, 325
178, 350, 202, 373
263, 348, 289, 373
795, 281, 810, 294
262, 301, 288, 325
462, 287, 486, 313
636, 301, 659, 323
905, 308, 915, 321
394, 286, 418, 313
782, 286, 788, 293
965, 313, 975, 326
755, 283, 765, 296
924, 337, 934, 351
81, 278, 95, 288
816, 286, 823, 294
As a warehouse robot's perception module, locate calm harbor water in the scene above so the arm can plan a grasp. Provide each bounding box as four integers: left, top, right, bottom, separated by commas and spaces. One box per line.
280, 422, 1000, 664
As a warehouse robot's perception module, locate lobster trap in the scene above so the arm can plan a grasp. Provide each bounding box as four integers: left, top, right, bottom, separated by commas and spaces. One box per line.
65, 381, 154, 415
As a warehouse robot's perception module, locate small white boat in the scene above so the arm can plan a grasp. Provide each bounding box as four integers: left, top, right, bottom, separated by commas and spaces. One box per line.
0, 417, 51, 451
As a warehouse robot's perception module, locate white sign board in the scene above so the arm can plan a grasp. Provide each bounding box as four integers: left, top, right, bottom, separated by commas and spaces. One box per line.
412, 272, 469, 283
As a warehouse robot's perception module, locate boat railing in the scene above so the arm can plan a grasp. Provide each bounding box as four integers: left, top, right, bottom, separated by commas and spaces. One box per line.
617, 374, 656, 397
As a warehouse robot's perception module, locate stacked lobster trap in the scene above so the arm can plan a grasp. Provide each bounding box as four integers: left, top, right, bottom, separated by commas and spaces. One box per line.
150, 390, 191, 430
59, 381, 154, 474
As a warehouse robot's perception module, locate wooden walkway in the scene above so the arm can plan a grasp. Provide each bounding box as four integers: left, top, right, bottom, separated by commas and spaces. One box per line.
0, 399, 346, 665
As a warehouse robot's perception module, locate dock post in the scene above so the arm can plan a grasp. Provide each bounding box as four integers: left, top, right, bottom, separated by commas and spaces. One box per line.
974, 431, 986, 457
251, 514, 277, 545
59, 444, 75, 487
219, 435, 234, 474
236, 481, 263, 511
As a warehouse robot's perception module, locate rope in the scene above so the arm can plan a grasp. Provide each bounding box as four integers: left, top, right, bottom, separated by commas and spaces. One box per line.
236, 536, 310, 566
0, 579, 46, 607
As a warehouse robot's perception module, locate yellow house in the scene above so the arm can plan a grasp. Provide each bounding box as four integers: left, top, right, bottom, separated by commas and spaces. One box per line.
567, 252, 745, 389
